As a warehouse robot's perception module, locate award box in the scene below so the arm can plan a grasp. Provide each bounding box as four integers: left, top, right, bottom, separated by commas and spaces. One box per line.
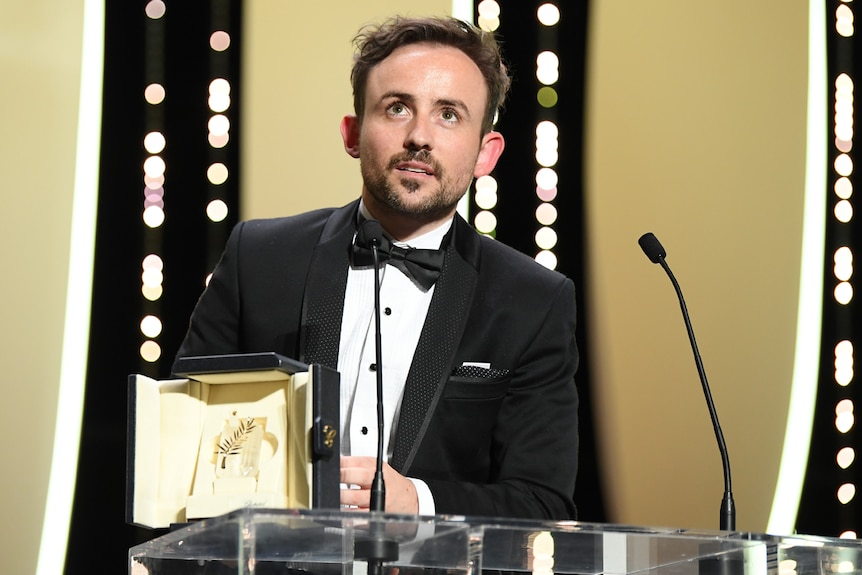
126, 352, 340, 529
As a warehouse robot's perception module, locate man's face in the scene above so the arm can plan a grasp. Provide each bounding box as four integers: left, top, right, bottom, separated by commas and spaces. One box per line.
341, 43, 504, 232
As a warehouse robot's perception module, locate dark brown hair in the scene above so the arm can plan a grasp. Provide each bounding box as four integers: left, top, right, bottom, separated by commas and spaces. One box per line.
350, 16, 511, 134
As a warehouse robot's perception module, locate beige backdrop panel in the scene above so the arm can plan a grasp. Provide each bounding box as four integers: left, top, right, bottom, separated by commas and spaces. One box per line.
242, 1, 455, 220
0, 0, 84, 572
586, 2, 808, 531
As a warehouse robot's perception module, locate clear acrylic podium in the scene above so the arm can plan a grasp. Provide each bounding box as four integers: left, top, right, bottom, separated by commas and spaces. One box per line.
129, 508, 862, 574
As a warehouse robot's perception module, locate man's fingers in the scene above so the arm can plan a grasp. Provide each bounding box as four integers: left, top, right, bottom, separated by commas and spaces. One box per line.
340, 466, 375, 487
340, 487, 370, 509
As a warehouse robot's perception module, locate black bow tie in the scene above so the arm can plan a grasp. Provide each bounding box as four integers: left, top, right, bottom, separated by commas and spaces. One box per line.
352, 222, 445, 290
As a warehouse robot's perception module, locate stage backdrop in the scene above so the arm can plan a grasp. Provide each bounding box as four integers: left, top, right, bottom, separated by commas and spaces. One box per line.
0, 1, 89, 573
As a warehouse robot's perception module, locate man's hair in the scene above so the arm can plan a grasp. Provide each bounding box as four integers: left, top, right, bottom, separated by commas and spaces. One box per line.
350, 16, 511, 135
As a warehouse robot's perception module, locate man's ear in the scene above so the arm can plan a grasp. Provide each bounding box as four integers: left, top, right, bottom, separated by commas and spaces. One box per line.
474, 131, 505, 177
340, 114, 361, 158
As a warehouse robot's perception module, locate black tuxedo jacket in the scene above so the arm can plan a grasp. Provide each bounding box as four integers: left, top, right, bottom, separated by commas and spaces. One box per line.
175, 200, 579, 520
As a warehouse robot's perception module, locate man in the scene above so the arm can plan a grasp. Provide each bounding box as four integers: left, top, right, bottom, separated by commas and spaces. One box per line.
175, 16, 579, 520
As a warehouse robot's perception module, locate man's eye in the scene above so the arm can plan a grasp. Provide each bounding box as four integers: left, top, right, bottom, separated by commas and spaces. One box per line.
441, 110, 459, 122
389, 103, 406, 114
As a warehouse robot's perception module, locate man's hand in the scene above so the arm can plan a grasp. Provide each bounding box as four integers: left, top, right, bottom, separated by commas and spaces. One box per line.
340, 456, 418, 514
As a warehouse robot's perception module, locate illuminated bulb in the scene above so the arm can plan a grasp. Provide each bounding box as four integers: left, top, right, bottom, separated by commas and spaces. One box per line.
536, 168, 558, 190
837, 447, 855, 469
835, 177, 853, 199
144, 83, 166, 105
536, 203, 558, 226
836, 482, 856, 504
535, 250, 557, 270
143, 155, 166, 178
835, 282, 854, 305
537, 3, 561, 26
207, 163, 229, 185
474, 210, 497, 234
145, 0, 166, 20
478, 0, 501, 19
140, 340, 162, 363
536, 186, 558, 202
143, 132, 166, 154
208, 114, 230, 136
834, 154, 853, 177
140, 315, 163, 338
535, 227, 558, 250
143, 205, 165, 228
207, 199, 229, 222
210, 31, 231, 51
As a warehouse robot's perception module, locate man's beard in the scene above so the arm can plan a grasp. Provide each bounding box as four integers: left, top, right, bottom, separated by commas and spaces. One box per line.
361, 150, 467, 221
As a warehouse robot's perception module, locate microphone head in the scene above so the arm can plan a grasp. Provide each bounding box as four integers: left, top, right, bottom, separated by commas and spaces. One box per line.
638, 232, 667, 263
356, 219, 385, 248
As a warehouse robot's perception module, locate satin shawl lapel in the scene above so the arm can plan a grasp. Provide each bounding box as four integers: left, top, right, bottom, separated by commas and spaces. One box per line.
300, 201, 360, 367
390, 215, 481, 473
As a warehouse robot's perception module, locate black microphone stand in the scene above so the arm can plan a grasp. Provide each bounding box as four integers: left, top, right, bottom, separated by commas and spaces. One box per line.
639, 232, 736, 531
352, 223, 399, 575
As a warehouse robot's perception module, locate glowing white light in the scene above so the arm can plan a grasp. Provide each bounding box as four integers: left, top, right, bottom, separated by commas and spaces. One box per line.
834, 154, 853, 176
837, 447, 855, 469
835, 200, 853, 223
535, 227, 558, 250
835, 5, 854, 37
208, 114, 230, 136
536, 120, 559, 140
207, 199, 229, 222
143, 155, 166, 178
536, 148, 559, 167
537, 3, 561, 26
474, 210, 497, 234
835, 281, 853, 304
145, 0, 166, 20
536, 168, 558, 190
140, 340, 162, 363
140, 315, 163, 338
207, 163, 229, 185
535, 250, 558, 270
835, 177, 853, 199
142, 254, 163, 272
836, 482, 856, 504
478, 0, 501, 19
144, 83, 165, 105
143, 205, 165, 228
143, 132, 166, 154
209, 132, 230, 148
208, 93, 230, 113
536, 203, 558, 226
210, 31, 231, 51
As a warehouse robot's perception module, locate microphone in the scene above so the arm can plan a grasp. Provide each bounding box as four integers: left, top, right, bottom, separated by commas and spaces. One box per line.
355, 219, 387, 512
352, 219, 398, 575
638, 232, 736, 531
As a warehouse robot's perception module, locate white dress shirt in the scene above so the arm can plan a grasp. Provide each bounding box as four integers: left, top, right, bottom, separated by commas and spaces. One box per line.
337, 203, 452, 515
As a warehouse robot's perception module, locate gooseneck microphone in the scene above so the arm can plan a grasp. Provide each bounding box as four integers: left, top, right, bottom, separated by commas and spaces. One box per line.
355, 219, 388, 512
638, 232, 736, 531
352, 219, 398, 575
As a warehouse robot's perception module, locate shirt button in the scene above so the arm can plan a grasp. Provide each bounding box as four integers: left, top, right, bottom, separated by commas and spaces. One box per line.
369, 363, 377, 371
384, 307, 392, 315
361, 426, 368, 435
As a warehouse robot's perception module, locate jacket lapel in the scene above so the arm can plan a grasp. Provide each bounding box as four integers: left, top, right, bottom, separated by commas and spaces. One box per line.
390, 215, 480, 473
300, 201, 359, 368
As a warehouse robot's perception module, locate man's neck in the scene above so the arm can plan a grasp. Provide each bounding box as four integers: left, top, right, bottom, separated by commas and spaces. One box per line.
359, 196, 456, 242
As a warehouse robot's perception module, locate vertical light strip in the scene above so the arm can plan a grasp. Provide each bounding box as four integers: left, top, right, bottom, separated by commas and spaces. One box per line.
766, 0, 827, 535
451, 0, 474, 21
35, 0, 104, 572
453, 0, 474, 221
